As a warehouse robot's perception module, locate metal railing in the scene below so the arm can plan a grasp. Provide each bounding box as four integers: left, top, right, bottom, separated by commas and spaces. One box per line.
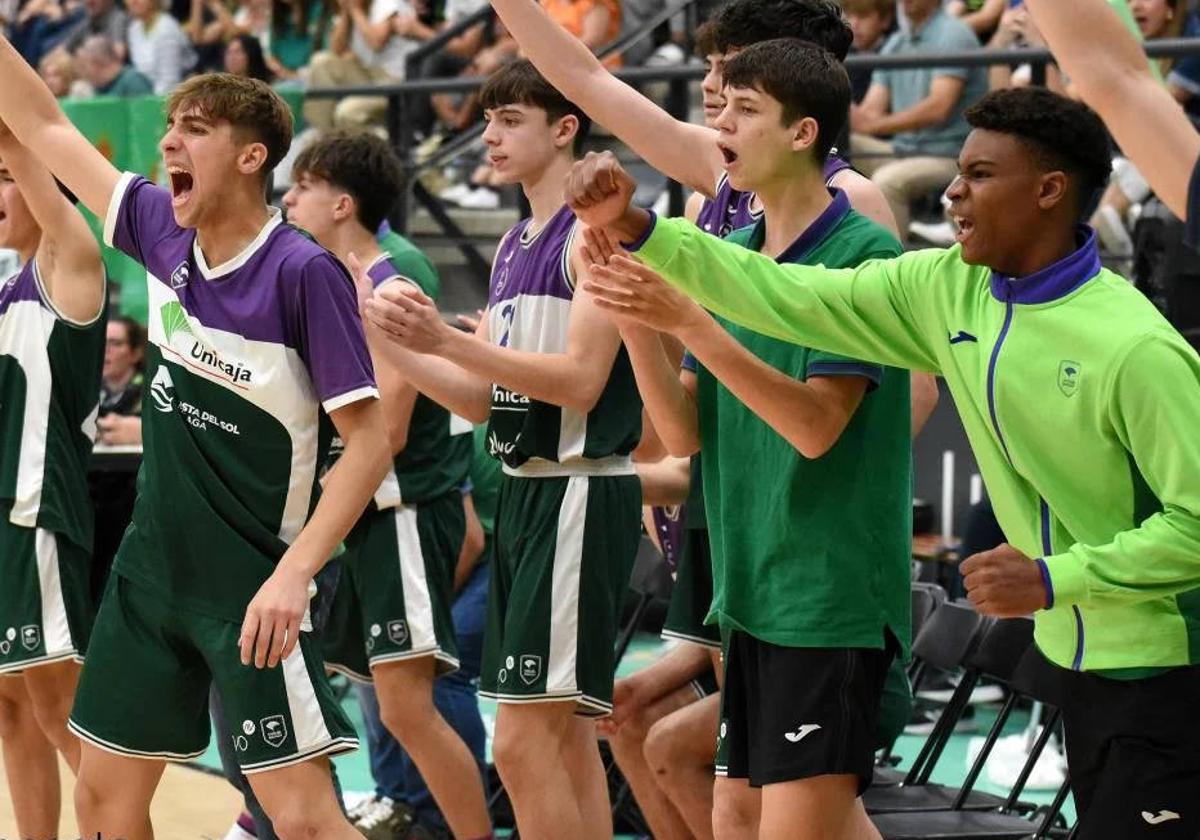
304, 35, 1200, 283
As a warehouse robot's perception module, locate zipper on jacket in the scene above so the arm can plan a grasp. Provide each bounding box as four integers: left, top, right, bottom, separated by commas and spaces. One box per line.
986, 297, 1015, 464
1040, 498, 1085, 670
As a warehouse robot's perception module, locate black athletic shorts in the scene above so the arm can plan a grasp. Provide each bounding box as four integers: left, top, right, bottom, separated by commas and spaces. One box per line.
716, 629, 895, 791
1061, 657, 1200, 839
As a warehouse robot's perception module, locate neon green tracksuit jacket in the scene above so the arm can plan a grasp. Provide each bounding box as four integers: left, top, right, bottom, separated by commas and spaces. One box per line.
633, 216, 1200, 673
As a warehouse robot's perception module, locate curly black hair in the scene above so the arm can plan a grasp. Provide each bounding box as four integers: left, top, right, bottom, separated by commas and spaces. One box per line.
710, 0, 852, 61
965, 87, 1112, 218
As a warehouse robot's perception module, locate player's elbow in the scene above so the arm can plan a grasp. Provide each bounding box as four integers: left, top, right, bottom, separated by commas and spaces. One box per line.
660, 427, 700, 459
791, 423, 845, 460
386, 422, 409, 456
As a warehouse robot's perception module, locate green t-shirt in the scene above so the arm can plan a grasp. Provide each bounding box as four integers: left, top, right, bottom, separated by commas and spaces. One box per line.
695, 192, 912, 654
98, 66, 154, 97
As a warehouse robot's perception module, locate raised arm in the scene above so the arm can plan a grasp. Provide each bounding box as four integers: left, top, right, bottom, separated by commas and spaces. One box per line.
488, 0, 723, 195
1024, 0, 1199, 218
0, 34, 120, 221
0, 127, 105, 324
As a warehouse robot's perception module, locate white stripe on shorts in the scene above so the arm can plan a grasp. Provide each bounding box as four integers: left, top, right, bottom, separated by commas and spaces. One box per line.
546, 476, 588, 695
35, 528, 73, 655
281, 644, 333, 754
394, 506, 437, 652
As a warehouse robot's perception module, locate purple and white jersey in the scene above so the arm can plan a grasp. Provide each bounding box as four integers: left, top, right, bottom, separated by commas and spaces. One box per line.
695, 153, 855, 239
103, 172, 377, 621
485, 205, 641, 475
0, 259, 105, 552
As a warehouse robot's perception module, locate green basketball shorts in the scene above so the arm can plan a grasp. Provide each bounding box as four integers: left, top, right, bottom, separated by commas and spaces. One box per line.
661, 528, 721, 650
324, 491, 463, 682
69, 574, 357, 773
480, 473, 642, 717
0, 510, 93, 674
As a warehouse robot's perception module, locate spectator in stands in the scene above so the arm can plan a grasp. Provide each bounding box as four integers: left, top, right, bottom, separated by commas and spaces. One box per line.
224, 31, 274, 79
75, 33, 155, 94
849, 0, 986, 238
302, 0, 428, 129
96, 316, 145, 443
843, 0, 894, 102
10, 0, 87, 66
60, 0, 128, 58
265, 0, 333, 78
985, 4, 1068, 92
127, 0, 196, 93
183, 0, 232, 72
38, 46, 92, 96
946, 0, 1004, 39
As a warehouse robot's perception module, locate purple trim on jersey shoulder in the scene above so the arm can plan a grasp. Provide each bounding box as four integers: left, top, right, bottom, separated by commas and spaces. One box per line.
622, 211, 658, 251
367, 254, 407, 289
0, 262, 41, 318
680, 350, 697, 373
488, 206, 577, 306
776, 190, 852, 264
823, 154, 852, 184
989, 226, 1101, 305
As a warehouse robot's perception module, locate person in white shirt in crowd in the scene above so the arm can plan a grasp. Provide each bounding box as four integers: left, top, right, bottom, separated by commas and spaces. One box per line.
302, 0, 431, 128
126, 0, 196, 92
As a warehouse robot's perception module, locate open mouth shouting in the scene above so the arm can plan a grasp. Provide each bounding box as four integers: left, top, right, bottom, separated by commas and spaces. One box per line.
953, 215, 975, 245
718, 143, 739, 169
168, 165, 194, 208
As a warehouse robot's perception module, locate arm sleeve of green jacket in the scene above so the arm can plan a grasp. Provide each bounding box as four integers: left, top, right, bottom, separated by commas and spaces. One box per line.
1042, 333, 1200, 606
634, 215, 943, 373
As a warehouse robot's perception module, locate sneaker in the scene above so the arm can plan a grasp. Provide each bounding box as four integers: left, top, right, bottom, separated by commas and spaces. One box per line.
908, 219, 957, 246
356, 796, 417, 840
346, 793, 382, 824
437, 182, 474, 205
457, 186, 501, 210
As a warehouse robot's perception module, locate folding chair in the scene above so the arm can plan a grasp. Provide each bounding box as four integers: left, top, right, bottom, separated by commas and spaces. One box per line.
875, 581, 949, 786
872, 645, 1073, 839
866, 610, 1032, 814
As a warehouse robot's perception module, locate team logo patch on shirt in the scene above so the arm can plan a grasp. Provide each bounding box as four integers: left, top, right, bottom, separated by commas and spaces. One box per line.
20, 625, 40, 651
170, 262, 190, 290
260, 714, 288, 748
519, 654, 542, 685
1058, 361, 1081, 397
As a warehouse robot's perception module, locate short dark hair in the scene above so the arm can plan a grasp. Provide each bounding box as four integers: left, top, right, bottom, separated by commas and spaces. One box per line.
292, 129, 403, 231
166, 73, 294, 177
114, 316, 147, 358
965, 87, 1112, 218
722, 38, 851, 160
479, 59, 592, 154
694, 19, 719, 57
711, 0, 852, 61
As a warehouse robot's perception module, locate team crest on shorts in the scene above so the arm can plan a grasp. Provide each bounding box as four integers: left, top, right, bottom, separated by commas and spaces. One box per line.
519, 654, 542, 685
387, 619, 409, 646
20, 625, 40, 651
260, 715, 288, 748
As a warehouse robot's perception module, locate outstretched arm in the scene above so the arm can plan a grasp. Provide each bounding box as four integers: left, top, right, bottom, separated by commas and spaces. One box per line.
0, 34, 120, 220
0, 127, 105, 324
488, 0, 723, 196
1024, 0, 1199, 218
